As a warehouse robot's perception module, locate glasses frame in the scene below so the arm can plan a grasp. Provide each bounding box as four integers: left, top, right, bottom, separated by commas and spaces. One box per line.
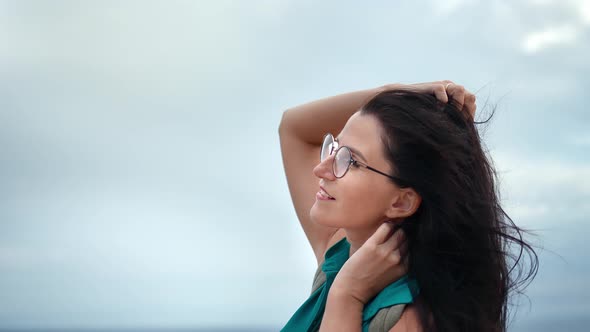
321, 133, 407, 185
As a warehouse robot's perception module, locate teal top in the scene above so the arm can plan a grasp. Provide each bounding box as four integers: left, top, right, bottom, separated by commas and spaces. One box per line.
281, 237, 420, 332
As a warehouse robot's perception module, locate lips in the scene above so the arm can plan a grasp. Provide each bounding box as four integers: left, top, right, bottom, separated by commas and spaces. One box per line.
319, 186, 335, 200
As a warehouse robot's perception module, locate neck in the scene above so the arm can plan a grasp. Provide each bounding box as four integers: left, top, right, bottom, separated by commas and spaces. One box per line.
345, 225, 381, 257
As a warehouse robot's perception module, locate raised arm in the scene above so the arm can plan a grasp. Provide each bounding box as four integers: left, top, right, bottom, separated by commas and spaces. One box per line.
278, 81, 474, 266
278, 86, 386, 265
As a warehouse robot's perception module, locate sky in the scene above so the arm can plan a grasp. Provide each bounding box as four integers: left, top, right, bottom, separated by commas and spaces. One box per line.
0, 0, 589, 330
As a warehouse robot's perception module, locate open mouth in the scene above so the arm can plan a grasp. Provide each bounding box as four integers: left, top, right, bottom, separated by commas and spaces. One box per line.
318, 188, 335, 200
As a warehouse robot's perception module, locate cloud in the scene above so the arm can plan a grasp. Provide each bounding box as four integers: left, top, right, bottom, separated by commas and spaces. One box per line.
0, 1, 291, 82
0, 247, 69, 269
521, 0, 590, 53
431, 0, 476, 15
581, 0, 590, 24
523, 23, 579, 53
565, 131, 590, 147
0, 0, 588, 328
494, 151, 590, 226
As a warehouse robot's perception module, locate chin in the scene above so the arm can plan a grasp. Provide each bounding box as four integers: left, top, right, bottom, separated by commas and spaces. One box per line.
310, 204, 342, 228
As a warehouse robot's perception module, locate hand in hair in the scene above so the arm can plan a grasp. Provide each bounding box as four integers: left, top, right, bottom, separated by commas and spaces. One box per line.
382, 80, 477, 120
330, 222, 408, 305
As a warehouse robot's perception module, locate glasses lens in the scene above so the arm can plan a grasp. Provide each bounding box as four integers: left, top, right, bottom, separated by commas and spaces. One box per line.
320, 134, 333, 162
334, 147, 351, 177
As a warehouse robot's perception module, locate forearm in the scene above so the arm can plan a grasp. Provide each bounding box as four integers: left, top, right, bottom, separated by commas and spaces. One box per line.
319, 286, 364, 332
279, 85, 390, 145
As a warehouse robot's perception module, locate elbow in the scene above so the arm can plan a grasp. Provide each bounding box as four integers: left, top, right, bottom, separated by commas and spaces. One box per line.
278, 109, 292, 137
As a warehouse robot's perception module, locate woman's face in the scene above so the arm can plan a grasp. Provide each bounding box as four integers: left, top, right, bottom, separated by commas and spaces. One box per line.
310, 112, 402, 230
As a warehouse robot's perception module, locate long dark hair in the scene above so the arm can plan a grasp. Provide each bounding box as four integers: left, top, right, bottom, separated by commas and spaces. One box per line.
360, 90, 538, 332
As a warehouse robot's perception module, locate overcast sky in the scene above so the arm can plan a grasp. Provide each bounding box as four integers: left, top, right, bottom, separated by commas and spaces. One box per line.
0, 0, 589, 330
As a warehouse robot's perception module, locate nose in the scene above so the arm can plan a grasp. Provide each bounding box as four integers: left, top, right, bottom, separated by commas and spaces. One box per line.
313, 154, 337, 180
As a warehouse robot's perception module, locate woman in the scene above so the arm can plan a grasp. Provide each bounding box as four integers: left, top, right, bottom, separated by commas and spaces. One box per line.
278, 81, 538, 332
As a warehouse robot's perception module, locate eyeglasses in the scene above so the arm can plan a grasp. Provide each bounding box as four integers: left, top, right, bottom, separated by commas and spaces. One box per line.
320, 133, 407, 185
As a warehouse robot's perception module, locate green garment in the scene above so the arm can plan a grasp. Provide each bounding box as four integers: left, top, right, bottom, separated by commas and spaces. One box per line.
281, 237, 419, 332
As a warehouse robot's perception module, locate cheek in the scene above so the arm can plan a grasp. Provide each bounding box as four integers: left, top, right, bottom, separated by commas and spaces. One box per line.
309, 175, 393, 228
317, 177, 388, 227
344, 185, 388, 221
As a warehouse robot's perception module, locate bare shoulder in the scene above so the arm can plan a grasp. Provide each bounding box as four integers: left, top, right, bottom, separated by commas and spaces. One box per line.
389, 302, 428, 332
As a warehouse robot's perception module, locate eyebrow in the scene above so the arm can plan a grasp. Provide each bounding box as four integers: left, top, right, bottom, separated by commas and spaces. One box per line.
335, 136, 368, 163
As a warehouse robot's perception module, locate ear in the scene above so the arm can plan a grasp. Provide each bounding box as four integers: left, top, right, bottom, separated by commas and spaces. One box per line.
385, 188, 422, 219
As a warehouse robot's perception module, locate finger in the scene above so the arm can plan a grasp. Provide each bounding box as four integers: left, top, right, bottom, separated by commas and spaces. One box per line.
465, 91, 476, 104
382, 228, 406, 251
447, 84, 465, 108
368, 222, 396, 245
434, 80, 456, 103
398, 240, 408, 258
388, 247, 409, 274
463, 103, 476, 121
433, 84, 448, 103
401, 252, 409, 271
464, 93, 477, 119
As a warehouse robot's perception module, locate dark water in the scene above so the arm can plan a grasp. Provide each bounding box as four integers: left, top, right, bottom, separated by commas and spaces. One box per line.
2, 313, 590, 332
0, 329, 279, 332
510, 317, 590, 332
2, 321, 590, 332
